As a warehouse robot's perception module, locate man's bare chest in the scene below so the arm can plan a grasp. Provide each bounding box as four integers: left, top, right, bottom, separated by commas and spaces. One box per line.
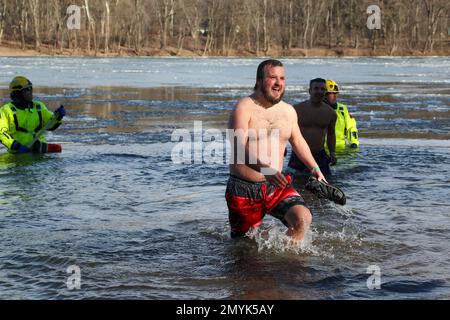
299, 109, 333, 129
249, 108, 292, 138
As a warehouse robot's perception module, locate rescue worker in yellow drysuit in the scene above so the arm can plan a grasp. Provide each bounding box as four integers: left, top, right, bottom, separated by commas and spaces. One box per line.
0, 76, 65, 153
324, 80, 359, 151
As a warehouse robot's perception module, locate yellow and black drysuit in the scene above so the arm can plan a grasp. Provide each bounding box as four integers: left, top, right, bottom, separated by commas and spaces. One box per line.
0, 101, 61, 153
334, 102, 359, 150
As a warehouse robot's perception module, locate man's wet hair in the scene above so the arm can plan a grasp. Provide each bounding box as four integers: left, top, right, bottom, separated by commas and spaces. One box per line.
309, 78, 326, 89
254, 59, 284, 91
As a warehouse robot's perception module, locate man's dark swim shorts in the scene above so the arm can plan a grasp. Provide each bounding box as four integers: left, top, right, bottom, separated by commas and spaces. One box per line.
288, 149, 331, 175
225, 175, 307, 238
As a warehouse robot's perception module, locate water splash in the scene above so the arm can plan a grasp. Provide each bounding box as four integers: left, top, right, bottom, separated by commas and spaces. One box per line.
246, 223, 319, 256
244, 218, 366, 261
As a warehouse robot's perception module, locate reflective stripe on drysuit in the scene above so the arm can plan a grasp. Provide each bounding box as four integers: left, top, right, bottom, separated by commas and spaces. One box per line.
330, 102, 360, 150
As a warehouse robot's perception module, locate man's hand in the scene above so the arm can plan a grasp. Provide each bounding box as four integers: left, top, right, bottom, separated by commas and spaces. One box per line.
330, 152, 337, 166
11, 141, 30, 153
262, 167, 289, 188
311, 167, 327, 183
55, 105, 66, 120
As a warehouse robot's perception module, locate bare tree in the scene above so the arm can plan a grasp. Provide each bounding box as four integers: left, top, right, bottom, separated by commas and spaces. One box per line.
104, 1, 110, 53
84, 0, 93, 54
423, 0, 446, 52
245, 0, 262, 54
408, 1, 421, 51
262, 0, 269, 54
29, 0, 40, 49
156, 0, 175, 50
0, 0, 448, 56
0, 0, 7, 45
179, 0, 201, 53
18, 0, 27, 50
302, 0, 311, 48
308, 0, 326, 48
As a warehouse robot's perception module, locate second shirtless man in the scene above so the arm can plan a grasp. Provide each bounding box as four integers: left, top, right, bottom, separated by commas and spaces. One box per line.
288, 78, 337, 176
226, 59, 325, 242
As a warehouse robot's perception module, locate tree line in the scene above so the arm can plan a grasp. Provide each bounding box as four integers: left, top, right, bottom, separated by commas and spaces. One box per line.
0, 0, 448, 56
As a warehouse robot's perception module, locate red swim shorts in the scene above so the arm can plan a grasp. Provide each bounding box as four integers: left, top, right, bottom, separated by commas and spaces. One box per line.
225, 175, 307, 237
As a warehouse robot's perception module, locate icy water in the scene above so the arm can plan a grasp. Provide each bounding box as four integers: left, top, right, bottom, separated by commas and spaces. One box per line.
0, 57, 449, 299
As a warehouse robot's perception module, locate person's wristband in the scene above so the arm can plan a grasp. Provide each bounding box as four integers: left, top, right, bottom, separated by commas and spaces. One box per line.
310, 166, 320, 173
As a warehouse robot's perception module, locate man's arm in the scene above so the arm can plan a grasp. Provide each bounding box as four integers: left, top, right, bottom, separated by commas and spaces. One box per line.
327, 112, 337, 165
345, 108, 359, 148
38, 102, 62, 131
289, 107, 326, 181
0, 109, 15, 150
229, 100, 265, 170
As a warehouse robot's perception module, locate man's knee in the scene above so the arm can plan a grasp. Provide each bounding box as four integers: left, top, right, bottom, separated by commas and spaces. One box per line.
298, 207, 312, 226
286, 205, 312, 228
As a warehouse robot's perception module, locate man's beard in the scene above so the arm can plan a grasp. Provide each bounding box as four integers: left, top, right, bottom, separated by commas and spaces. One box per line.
311, 93, 324, 104
262, 86, 285, 105
12, 93, 33, 109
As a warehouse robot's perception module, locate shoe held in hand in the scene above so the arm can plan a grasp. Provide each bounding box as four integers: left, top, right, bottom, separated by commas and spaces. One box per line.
305, 176, 346, 205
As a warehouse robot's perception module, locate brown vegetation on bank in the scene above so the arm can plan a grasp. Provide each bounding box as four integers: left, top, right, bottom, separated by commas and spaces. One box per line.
0, 0, 448, 57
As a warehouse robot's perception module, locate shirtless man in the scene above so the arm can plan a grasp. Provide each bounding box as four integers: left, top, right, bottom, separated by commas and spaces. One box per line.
226, 60, 325, 242
288, 78, 337, 176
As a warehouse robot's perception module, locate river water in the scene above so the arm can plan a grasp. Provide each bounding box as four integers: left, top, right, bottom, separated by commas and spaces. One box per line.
0, 57, 449, 299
